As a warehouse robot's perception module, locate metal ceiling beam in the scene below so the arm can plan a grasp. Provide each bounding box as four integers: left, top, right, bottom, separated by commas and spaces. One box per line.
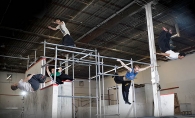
0, 55, 29, 60
0, 27, 149, 58
76, 0, 153, 43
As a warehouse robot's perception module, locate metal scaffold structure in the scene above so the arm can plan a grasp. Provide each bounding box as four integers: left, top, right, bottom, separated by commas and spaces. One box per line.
38, 40, 153, 118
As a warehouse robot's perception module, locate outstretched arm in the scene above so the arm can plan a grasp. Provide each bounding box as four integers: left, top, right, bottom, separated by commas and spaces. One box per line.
117, 59, 132, 72
48, 26, 57, 31
139, 65, 152, 72
155, 52, 170, 57
46, 66, 51, 76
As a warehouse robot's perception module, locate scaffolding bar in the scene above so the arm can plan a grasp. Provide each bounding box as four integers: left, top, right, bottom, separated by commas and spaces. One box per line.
99, 55, 151, 65
42, 56, 98, 65
42, 41, 95, 52
45, 47, 96, 57
96, 114, 120, 116
0, 55, 29, 60
101, 58, 105, 118
89, 64, 92, 118
98, 53, 102, 117
98, 73, 121, 76
58, 95, 98, 98
95, 49, 99, 118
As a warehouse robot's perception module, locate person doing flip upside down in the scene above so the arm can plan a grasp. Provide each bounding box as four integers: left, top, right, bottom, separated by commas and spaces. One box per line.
156, 27, 186, 60
11, 74, 47, 92
113, 59, 152, 105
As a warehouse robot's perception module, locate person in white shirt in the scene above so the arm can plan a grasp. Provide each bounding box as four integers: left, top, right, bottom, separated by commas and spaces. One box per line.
11, 74, 47, 92
155, 50, 186, 60
48, 18, 75, 46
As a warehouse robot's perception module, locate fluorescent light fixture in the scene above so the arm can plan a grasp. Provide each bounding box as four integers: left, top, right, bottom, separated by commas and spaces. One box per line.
6, 75, 12, 80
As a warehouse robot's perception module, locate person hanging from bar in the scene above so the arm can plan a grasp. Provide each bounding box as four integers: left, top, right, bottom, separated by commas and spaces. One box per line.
48, 18, 75, 47
11, 74, 47, 92
156, 27, 186, 60
113, 59, 152, 105
46, 66, 73, 85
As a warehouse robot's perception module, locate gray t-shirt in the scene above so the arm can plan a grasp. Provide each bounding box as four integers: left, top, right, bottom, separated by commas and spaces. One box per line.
165, 50, 179, 60
56, 21, 70, 36
18, 79, 34, 92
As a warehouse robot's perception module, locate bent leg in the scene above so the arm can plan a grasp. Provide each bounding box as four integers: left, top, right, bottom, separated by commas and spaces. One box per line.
158, 30, 167, 52
28, 78, 40, 91
59, 73, 73, 81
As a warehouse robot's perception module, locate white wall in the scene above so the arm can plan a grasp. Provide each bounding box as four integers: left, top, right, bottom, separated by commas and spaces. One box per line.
104, 53, 195, 114
0, 71, 25, 118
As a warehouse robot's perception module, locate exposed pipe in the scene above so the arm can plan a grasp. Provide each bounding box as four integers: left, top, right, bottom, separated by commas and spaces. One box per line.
75, 1, 136, 42
0, 27, 149, 58
0, 55, 29, 60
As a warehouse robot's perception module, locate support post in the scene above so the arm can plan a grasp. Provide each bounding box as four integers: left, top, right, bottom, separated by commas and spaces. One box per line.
34, 50, 37, 62
43, 40, 46, 57
145, 2, 161, 117
97, 53, 102, 118
72, 53, 75, 118
54, 46, 57, 83
27, 55, 29, 69
89, 64, 92, 118
95, 49, 99, 118
131, 58, 137, 118
101, 58, 105, 118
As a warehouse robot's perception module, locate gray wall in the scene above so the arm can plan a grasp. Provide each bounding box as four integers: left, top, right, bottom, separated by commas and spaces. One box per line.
0, 71, 25, 118
104, 53, 195, 114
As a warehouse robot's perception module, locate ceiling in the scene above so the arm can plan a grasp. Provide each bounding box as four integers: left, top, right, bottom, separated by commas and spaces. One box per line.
0, 0, 195, 79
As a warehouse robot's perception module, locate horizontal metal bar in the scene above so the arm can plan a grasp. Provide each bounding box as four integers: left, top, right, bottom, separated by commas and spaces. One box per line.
96, 114, 120, 116
98, 73, 122, 76
91, 62, 131, 79
0, 55, 29, 60
42, 56, 98, 65
61, 52, 92, 65
46, 47, 97, 57
58, 95, 98, 98
42, 42, 95, 52
99, 55, 151, 65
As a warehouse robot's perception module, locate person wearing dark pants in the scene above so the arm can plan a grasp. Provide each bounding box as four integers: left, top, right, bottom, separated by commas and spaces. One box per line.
11, 74, 47, 92
46, 66, 73, 85
113, 59, 152, 105
158, 27, 172, 53
48, 18, 75, 47
122, 81, 131, 104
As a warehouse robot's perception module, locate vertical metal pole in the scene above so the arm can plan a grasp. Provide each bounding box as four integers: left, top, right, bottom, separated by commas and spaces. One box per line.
145, 2, 161, 117
108, 89, 110, 105
59, 61, 62, 67
116, 84, 119, 116
34, 50, 37, 62
114, 65, 119, 116
98, 53, 102, 118
95, 49, 99, 118
65, 54, 69, 74
131, 58, 137, 118
72, 53, 75, 118
54, 46, 57, 83
27, 55, 29, 69
175, 23, 180, 37
43, 40, 46, 57
89, 64, 92, 118
101, 58, 105, 118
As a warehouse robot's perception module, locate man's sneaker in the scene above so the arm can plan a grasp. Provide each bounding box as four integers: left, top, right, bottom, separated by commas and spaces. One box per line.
125, 101, 131, 105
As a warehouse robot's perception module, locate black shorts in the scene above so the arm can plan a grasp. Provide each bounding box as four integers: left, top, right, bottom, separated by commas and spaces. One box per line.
28, 77, 40, 91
